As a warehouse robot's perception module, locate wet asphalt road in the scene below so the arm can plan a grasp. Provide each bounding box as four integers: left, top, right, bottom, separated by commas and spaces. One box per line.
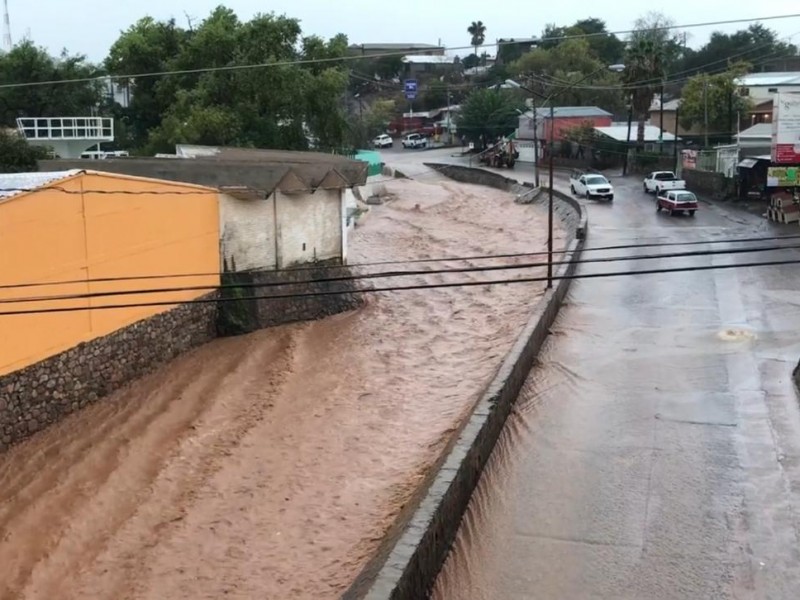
430, 172, 800, 599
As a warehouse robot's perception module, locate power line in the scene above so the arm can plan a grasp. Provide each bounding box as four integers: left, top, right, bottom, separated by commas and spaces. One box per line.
2, 255, 800, 317
3, 232, 800, 291
1, 14, 799, 90
3, 241, 800, 306
527, 41, 800, 92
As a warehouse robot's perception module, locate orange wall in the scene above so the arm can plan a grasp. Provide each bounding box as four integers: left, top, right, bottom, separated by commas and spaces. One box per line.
0, 172, 220, 376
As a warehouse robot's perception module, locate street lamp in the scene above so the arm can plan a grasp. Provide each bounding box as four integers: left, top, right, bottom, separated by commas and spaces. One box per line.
506, 63, 624, 289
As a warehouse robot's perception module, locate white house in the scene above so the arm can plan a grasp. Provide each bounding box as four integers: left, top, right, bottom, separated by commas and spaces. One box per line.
594, 124, 678, 152
736, 72, 800, 103
218, 168, 350, 272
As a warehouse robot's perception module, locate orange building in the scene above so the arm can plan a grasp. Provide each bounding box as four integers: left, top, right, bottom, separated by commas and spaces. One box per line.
0, 170, 221, 376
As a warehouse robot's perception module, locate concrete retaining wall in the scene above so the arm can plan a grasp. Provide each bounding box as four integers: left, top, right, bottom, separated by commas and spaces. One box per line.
424, 162, 584, 239
0, 295, 218, 452
352, 168, 587, 599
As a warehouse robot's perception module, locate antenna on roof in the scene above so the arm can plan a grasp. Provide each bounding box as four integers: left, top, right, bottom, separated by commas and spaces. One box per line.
2, 0, 12, 52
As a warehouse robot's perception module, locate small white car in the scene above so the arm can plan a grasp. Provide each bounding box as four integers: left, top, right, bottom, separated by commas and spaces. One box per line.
402, 133, 427, 149
569, 170, 614, 201
373, 134, 393, 149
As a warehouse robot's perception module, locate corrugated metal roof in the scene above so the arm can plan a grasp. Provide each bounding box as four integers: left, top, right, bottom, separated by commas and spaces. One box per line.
736, 72, 800, 87
650, 98, 681, 111
736, 123, 772, 139
527, 106, 612, 119
401, 55, 453, 65
595, 125, 677, 142
351, 43, 443, 50
0, 170, 82, 200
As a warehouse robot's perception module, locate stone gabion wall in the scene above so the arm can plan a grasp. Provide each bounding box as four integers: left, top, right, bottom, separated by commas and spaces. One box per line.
0, 294, 218, 452
217, 263, 364, 335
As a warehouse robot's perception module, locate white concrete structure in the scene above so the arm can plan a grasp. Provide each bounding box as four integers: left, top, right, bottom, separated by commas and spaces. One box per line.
16, 117, 114, 159
736, 72, 800, 103
594, 124, 677, 143
218, 169, 347, 272
736, 123, 772, 149
218, 190, 277, 272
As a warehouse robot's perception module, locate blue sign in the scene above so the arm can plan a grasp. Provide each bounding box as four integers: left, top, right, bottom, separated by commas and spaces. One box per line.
404, 79, 418, 100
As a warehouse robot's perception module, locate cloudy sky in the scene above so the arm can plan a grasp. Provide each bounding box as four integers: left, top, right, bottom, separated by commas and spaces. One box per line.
5, 0, 800, 62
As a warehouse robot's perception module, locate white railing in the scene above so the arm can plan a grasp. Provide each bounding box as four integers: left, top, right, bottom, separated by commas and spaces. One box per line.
16, 117, 114, 141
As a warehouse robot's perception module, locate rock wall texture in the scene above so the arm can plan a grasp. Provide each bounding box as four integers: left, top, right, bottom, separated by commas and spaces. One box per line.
217, 262, 363, 335
0, 295, 218, 452
1, 260, 363, 453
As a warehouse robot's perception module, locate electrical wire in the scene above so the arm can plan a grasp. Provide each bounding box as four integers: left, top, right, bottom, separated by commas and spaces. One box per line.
3, 231, 800, 291
524, 35, 800, 92
350, 32, 800, 99
3, 255, 800, 317
3, 241, 800, 306
1, 14, 798, 90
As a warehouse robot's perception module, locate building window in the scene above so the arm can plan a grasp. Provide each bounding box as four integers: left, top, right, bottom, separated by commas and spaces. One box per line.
768, 87, 778, 93
741, 88, 750, 96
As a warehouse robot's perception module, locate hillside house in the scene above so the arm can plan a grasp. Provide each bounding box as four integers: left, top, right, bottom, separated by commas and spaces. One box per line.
401, 54, 457, 77
517, 106, 613, 143
737, 72, 800, 103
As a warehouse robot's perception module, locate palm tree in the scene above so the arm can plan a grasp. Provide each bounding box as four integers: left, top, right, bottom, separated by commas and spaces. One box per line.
623, 36, 664, 148
467, 21, 487, 64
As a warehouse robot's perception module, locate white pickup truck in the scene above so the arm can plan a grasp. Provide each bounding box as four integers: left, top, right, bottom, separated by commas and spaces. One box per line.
643, 171, 686, 194
569, 170, 614, 201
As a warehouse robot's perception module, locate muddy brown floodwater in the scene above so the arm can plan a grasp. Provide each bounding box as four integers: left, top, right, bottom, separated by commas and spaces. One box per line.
0, 175, 565, 599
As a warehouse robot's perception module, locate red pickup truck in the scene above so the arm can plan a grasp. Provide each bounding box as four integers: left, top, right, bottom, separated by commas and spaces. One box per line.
656, 190, 699, 216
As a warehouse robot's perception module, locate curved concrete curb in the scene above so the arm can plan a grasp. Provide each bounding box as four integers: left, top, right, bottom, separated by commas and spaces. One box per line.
356, 166, 588, 600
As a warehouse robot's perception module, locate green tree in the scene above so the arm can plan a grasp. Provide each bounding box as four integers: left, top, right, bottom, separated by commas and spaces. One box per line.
679, 65, 753, 144
680, 24, 797, 77
539, 19, 624, 65
573, 18, 626, 65
623, 13, 682, 147
105, 7, 351, 153
468, 21, 487, 63
105, 16, 189, 147
456, 88, 523, 148
0, 129, 49, 172
348, 99, 396, 147
0, 41, 102, 127
509, 37, 625, 113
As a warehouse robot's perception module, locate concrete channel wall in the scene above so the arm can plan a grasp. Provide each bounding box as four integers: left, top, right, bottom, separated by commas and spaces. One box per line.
355, 164, 588, 600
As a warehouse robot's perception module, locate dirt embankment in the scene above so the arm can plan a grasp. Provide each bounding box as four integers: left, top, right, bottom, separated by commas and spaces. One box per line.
0, 175, 564, 599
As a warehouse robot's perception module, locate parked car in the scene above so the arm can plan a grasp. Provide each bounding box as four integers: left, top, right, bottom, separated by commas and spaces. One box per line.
643, 171, 686, 194
569, 170, 614, 201
656, 190, 699, 216
402, 133, 427, 149
373, 134, 393, 149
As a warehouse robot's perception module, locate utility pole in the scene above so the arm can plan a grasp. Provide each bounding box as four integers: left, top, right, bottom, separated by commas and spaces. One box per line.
446, 86, 452, 144
673, 104, 680, 174
703, 77, 709, 148
532, 102, 540, 187
2, 0, 11, 52
728, 87, 734, 144
623, 96, 633, 176
547, 103, 554, 289
659, 80, 665, 154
